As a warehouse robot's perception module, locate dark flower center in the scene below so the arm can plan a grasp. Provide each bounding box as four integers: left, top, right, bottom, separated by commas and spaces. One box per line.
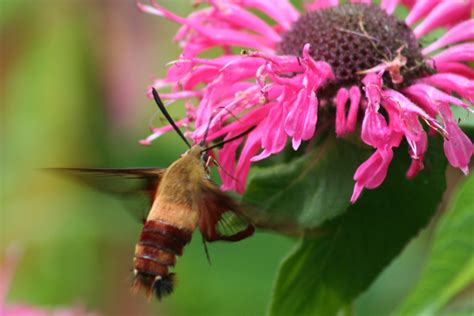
279, 3, 433, 98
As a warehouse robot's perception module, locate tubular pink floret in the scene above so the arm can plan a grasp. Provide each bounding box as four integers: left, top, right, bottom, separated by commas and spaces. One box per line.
335, 88, 349, 136
218, 131, 244, 191
422, 19, 474, 55
404, 83, 470, 115
350, 0, 372, 4
380, 0, 401, 15
382, 89, 428, 167
251, 102, 288, 162
438, 103, 474, 174
346, 86, 361, 133
361, 73, 393, 149
351, 148, 394, 203
305, 0, 339, 11
406, 158, 424, 179
382, 89, 445, 133
420, 73, 474, 105
283, 44, 334, 150
139, 118, 191, 145
235, 0, 298, 30
141, 1, 276, 54
432, 43, 474, 64
209, 2, 281, 42
413, 1, 473, 38
234, 125, 265, 193
436, 62, 474, 80
404, 0, 440, 26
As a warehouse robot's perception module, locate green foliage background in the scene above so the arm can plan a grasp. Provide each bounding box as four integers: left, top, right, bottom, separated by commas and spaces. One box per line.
1, 1, 473, 316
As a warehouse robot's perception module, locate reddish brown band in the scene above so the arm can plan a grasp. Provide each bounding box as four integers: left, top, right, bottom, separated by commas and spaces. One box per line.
134, 245, 176, 266
134, 257, 168, 276
143, 220, 192, 245
139, 231, 185, 255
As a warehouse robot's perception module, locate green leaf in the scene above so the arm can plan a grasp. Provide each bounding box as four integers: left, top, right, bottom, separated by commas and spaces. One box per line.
268, 138, 447, 316
394, 173, 474, 316
244, 137, 370, 229
451, 107, 474, 129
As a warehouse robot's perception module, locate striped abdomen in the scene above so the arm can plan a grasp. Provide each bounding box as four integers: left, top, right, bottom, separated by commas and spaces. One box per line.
132, 219, 192, 299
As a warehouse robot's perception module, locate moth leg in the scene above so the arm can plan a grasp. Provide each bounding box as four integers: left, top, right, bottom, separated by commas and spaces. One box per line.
205, 155, 216, 168
202, 235, 212, 265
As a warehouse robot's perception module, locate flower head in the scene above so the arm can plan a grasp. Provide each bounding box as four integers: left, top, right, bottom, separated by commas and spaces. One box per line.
139, 0, 474, 202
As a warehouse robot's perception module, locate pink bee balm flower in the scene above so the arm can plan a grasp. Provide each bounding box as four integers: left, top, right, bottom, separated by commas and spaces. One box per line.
138, 0, 474, 202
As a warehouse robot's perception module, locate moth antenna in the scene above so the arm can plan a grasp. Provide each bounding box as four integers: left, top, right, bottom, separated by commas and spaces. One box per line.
202, 107, 242, 145
201, 114, 214, 145
202, 126, 255, 152
214, 106, 242, 122
151, 88, 191, 148
202, 235, 212, 265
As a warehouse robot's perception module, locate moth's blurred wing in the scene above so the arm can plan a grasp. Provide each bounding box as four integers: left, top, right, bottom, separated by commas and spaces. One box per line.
198, 180, 254, 242
46, 168, 166, 221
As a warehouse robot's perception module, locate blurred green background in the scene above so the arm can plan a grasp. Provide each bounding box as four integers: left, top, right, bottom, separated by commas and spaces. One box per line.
1, 1, 293, 315
0, 1, 458, 315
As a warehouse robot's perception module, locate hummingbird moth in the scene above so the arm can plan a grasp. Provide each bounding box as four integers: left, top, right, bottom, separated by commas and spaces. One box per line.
51, 89, 255, 300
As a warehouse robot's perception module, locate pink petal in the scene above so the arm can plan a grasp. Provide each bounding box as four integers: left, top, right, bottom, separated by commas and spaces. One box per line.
205, 106, 271, 143
361, 105, 391, 148
405, 0, 441, 26
301, 92, 319, 141
413, 1, 473, 38
285, 83, 318, 150
211, 2, 281, 42
180, 66, 220, 90
346, 86, 361, 133
146, 1, 275, 52
351, 148, 394, 203
235, 0, 297, 30
335, 88, 349, 136
432, 43, 474, 65
219, 57, 266, 83
406, 158, 424, 179
383, 89, 445, 132
439, 103, 474, 174
362, 73, 383, 110
246, 51, 304, 74
281, 44, 333, 150
361, 73, 392, 148
420, 73, 474, 105
252, 103, 288, 161
305, 0, 339, 11
380, 0, 401, 15
218, 132, 244, 191
382, 91, 428, 159
274, 0, 300, 23
403, 83, 469, 116
158, 91, 202, 100
423, 19, 474, 55
139, 118, 190, 146
165, 58, 195, 82
436, 62, 474, 79
234, 126, 264, 193
400, 0, 416, 8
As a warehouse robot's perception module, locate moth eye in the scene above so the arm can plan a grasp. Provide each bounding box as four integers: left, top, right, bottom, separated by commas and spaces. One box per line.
201, 152, 209, 163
